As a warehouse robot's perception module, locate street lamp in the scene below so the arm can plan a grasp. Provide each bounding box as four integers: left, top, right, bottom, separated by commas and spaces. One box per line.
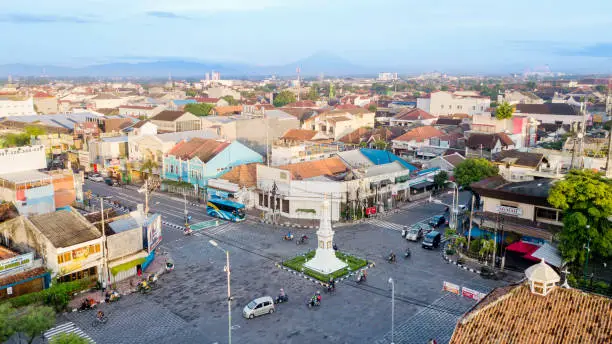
209, 240, 232, 344
388, 277, 395, 344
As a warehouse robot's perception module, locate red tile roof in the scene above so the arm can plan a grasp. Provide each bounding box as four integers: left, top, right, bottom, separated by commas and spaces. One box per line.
33, 92, 53, 98
213, 106, 242, 116
281, 129, 318, 141
338, 127, 371, 144
168, 138, 230, 162
285, 100, 317, 108
195, 97, 220, 103
450, 283, 612, 344
393, 126, 443, 142
279, 157, 348, 180
335, 104, 360, 110
393, 108, 435, 121
220, 163, 259, 188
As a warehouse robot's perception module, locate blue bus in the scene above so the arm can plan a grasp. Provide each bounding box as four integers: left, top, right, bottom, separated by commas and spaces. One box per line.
206, 198, 246, 222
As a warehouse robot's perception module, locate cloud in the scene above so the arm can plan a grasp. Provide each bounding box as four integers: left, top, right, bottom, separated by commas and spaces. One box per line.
146, 11, 190, 20
560, 43, 612, 57
0, 13, 94, 23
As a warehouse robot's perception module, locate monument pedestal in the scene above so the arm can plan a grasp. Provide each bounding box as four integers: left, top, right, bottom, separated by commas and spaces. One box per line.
303, 197, 347, 274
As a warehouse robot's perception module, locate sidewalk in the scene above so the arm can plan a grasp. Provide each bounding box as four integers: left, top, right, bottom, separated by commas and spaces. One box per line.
442, 249, 524, 283
66, 251, 173, 312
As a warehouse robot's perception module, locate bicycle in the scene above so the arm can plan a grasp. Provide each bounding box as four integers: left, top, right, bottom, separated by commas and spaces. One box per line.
91, 315, 108, 328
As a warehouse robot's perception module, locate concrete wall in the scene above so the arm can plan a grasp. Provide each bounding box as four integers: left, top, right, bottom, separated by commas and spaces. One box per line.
0, 98, 35, 116
34, 97, 59, 114
107, 227, 143, 260
0, 145, 46, 174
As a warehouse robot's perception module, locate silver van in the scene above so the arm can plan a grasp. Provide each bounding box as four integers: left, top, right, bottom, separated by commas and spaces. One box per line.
243, 296, 275, 319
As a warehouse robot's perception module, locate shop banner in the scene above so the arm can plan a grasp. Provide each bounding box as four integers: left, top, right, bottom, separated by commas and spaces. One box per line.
461, 286, 484, 301
443, 281, 460, 295
143, 213, 162, 253
0, 252, 34, 276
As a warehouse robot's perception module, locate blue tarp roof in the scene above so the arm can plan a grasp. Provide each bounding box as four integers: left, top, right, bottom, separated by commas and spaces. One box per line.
359, 148, 417, 172
172, 99, 197, 105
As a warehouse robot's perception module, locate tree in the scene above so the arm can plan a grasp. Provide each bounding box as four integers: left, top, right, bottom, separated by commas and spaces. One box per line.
24, 125, 47, 137
595, 85, 607, 93
604, 120, 612, 131
433, 171, 449, 189
440, 85, 449, 91
0, 303, 16, 342
547, 170, 612, 266
185, 89, 197, 97
495, 101, 514, 120
453, 158, 499, 188
273, 90, 296, 108
526, 81, 537, 90
50, 333, 90, 344
17, 306, 55, 344
479, 239, 495, 264
221, 95, 239, 106
307, 84, 319, 101
373, 140, 387, 150
184, 103, 213, 116
368, 104, 377, 112
140, 159, 159, 179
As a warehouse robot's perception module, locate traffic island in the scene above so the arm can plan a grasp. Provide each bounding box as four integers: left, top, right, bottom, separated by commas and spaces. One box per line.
279, 250, 370, 285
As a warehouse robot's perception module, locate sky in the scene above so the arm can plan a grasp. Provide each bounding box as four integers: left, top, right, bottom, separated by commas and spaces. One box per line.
1, 0, 612, 74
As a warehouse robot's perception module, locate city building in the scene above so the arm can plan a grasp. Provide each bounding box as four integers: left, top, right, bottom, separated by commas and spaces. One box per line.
497, 90, 544, 105
162, 138, 263, 196
33, 92, 59, 114
514, 103, 582, 125
389, 108, 436, 126
391, 126, 444, 157
470, 114, 538, 149
150, 111, 202, 132
206, 86, 241, 100
465, 133, 515, 159
89, 93, 128, 109
450, 267, 612, 344
118, 105, 164, 118
0, 244, 49, 300
378, 72, 398, 81
271, 129, 336, 166
0, 208, 104, 283
208, 163, 260, 208
301, 109, 375, 140
491, 150, 546, 182
417, 91, 490, 116
0, 96, 36, 116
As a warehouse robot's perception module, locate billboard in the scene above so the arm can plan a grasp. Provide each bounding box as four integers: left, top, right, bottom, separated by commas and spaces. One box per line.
143, 213, 162, 253
0, 252, 34, 276
443, 281, 460, 295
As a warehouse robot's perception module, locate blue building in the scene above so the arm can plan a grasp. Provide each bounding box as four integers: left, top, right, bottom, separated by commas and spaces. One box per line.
162, 138, 263, 195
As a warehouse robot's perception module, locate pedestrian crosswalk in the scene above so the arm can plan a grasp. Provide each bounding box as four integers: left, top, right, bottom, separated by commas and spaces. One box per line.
196, 222, 239, 236
366, 219, 406, 232
44, 322, 95, 343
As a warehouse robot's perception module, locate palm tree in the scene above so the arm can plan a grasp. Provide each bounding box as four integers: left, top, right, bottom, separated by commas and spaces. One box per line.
140, 159, 159, 180
479, 239, 495, 265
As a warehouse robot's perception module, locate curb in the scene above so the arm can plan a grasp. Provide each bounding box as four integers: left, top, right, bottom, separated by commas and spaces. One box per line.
260, 220, 318, 229
275, 261, 376, 286
442, 252, 481, 275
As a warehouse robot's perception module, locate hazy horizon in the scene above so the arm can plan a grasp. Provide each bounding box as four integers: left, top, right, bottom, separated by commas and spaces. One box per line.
1, 0, 612, 74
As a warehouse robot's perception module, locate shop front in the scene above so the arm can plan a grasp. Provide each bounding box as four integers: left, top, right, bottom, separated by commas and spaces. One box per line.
56, 242, 103, 283
109, 251, 149, 284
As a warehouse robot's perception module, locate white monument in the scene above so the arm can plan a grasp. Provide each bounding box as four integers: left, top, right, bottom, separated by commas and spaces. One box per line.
304, 196, 347, 274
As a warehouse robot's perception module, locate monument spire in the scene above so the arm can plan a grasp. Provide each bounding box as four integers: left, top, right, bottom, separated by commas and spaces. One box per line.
304, 195, 347, 274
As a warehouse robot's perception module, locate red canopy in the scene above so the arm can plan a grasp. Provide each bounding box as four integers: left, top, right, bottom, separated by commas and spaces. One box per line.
506, 241, 539, 255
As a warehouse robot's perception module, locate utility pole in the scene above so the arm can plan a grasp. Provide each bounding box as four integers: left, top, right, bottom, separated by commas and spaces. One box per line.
271, 181, 278, 227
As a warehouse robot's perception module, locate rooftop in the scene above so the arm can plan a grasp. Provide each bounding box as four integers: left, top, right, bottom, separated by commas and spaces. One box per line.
493, 150, 544, 168
150, 110, 187, 122
220, 163, 259, 188
515, 103, 579, 116
450, 283, 612, 344
359, 148, 416, 171
168, 138, 230, 162
466, 133, 514, 150
393, 126, 444, 142
28, 208, 101, 248
279, 157, 348, 180
393, 108, 435, 121
281, 129, 318, 142
0, 170, 52, 184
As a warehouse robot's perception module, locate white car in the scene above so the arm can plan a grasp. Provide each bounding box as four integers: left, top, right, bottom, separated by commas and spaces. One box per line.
243, 296, 275, 319
406, 223, 433, 241
89, 176, 104, 182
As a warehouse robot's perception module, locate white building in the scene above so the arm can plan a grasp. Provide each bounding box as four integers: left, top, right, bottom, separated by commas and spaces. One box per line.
119, 105, 165, 118
378, 72, 398, 81
0, 97, 35, 117
417, 91, 490, 116
0, 145, 46, 174
514, 103, 583, 125
302, 109, 375, 140
206, 87, 241, 100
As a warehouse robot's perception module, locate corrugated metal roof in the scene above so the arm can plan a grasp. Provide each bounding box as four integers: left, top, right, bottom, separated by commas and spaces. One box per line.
359, 148, 417, 171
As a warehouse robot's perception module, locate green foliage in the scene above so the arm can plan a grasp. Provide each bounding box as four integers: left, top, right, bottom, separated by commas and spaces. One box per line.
184, 103, 213, 116
373, 140, 387, 150
307, 84, 319, 101
526, 81, 537, 90
139, 159, 158, 177
221, 95, 239, 106
7, 278, 94, 311
368, 104, 377, 112
603, 120, 612, 131
185, 89, 197, 97
273, 90, 296, 108
433, 171, 449, 189
0, 125, 47, 148
359, 142, 368, 148
479, 239, 495, 261
282, 250, 368, 282
440, 85, 449, 91
453, 158, 499, 188
371, 83, 388, 95
24, 126, 47, 137
547, 170, 612, 265
495, 101, 514, 120
296, 208, 316, 214
18, 306, 56, 344
595, 85, 608, 93
50, 332, 90, 344
0, 303, 16, 342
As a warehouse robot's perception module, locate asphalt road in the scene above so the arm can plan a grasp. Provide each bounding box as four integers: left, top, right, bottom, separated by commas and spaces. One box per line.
63, 183, 509, 344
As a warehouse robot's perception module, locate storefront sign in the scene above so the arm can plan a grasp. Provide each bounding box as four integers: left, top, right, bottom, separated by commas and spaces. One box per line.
365, 207, 377, 216
0, 252, 34, 276
461, 286, 485, 301
71, 247, 90, 261
496, 205, 522, 216
443, 281, 460, 295
143, 213, 162, 253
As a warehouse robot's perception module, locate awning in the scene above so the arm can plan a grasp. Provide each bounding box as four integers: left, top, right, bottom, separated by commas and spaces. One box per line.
109, 251, 149, 276
506, 241, 539, 255
410, 181, 434, 190
525, 243, 563, 267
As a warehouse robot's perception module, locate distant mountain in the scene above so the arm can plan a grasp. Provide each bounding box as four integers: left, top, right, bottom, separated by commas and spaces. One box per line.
0, 52, 369, 78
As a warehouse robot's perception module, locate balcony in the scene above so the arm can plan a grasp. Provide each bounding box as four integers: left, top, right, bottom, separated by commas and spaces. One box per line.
526, 166, 566, 179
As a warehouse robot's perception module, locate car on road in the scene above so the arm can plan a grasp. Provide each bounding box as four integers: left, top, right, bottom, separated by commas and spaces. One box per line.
429, 215, 446, 228
89, 175, 104, 182
422, 231, 441, 249
243, 296, 275, 319
405, 223, 432, 241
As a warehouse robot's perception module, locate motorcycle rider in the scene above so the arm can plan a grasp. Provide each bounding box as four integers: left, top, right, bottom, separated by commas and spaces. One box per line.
278, 288, 287, 302
388, 250, 396, 262
96, 310, 105, 321
328, 278, 335, 291
285, 232, 293, 240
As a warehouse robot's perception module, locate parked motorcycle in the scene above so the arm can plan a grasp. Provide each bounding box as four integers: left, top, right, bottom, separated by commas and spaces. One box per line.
404, 248, 411, 259
282, 234, 294, 241
78, 298, 97, 312
356, 271, 367, 283
137, 280, 151, 294
387, 253, 397, 263
104, 290, 121, 303
165, 261, 175, 272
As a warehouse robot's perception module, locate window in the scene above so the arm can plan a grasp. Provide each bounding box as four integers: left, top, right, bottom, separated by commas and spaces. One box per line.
448, 105, 452, 109
457, 105, 462, 110
536, 207, 559, 221
441, 104, 444, 109
319, 240, 324, 248
472, 106, 476, 110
